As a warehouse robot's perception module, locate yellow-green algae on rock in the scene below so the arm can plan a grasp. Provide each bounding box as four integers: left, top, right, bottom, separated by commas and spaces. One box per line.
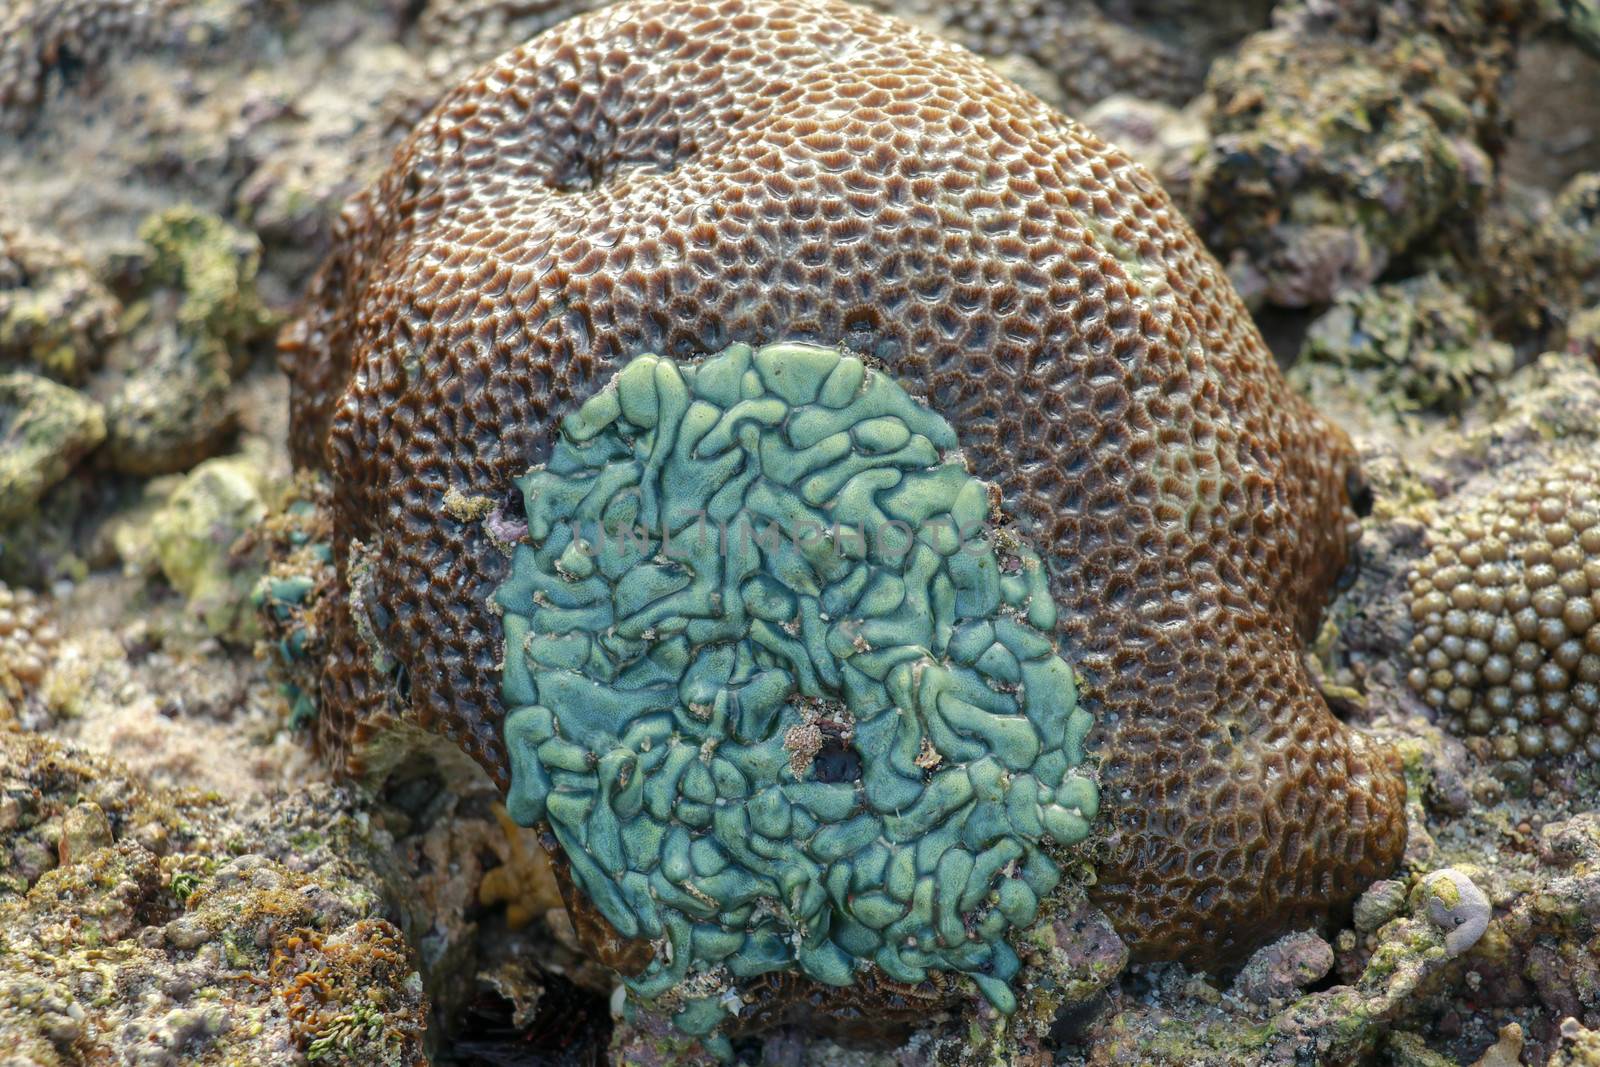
494, 342, 1097, 1042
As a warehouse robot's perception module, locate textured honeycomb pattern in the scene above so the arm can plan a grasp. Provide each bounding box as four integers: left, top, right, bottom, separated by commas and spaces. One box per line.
280, 0, 1406, 969
497, 343, 1097, 1029
1408, 460, 1600, 762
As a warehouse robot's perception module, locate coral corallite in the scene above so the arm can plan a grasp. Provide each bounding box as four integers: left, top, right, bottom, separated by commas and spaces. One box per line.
278, 0, 1407, 1020
1408, 459, 1600, 761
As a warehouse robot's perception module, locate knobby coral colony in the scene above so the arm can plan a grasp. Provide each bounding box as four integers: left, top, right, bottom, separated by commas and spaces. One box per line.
279, 0, 1408, 1044
1408, 459, 1600, 761
495, 343, 1097, 1038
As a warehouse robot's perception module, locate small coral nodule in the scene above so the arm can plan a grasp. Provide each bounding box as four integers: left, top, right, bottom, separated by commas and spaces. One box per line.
1407, 457, 1600, 761
495, 343, 1097, 1040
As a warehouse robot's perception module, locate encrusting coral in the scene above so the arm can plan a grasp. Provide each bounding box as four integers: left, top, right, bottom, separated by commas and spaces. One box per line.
1407, 457, 1600, 762
278, 0, 1406, 1034
495, 342, 1098, 1038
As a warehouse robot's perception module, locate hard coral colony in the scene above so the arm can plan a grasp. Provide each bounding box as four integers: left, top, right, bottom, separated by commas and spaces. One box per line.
279, 0, 1406, 1043
1408, 459, 1600, 761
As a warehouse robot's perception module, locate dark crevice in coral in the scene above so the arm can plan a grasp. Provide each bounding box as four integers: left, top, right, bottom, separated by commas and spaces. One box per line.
447, 970, 611, 1066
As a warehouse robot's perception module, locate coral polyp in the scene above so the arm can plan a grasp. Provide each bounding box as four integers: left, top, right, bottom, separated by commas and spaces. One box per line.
495, 342, 1097, 1035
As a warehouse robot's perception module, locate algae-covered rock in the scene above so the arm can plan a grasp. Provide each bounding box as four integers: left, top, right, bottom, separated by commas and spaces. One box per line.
1193, 2, 1514, 306
1232, 930, 1336, 1004
1354, 879, 1410, 933
0, 370, 105, 521
1293, 274, 1514, 422
0, 0, 180, 133
1572, 305, 1600, 362
106, 207, 273, 476
1551, 172, 1600, 307
0, 730, 427, 1065
1544, 0, 1600, 60
0, 216, 120, 384
150, 451, 271, 641
1553, 1017, 1600, 1065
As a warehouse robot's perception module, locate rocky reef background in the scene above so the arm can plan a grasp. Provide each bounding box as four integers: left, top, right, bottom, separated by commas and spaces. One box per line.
2, 0, 1600, 1064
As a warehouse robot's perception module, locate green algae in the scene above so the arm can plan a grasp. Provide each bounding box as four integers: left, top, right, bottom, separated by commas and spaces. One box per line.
0, 370, 106, 521
1294, 273, 1512, 421
494, 342, 1097, 1042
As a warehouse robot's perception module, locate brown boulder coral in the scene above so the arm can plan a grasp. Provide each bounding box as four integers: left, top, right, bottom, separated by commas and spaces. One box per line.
281, 0, 1404, 1004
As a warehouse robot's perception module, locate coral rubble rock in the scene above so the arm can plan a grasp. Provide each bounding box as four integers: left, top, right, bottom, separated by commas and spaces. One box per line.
0, 731, 427, 1065
0, 370, 105, 521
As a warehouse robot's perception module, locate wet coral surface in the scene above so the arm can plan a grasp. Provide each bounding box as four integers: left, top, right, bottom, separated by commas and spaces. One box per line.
1407, 459, 1600, 762
283, 0, 1403, 978
2, 0, 1599, 1062
495, 342, 1097, 1034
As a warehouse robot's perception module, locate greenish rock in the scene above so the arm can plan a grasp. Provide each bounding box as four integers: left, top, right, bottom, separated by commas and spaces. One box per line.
137, 207, 273, 352
0, 370, 106, 522
0, 731, 427, 1066
1543, 0, 1600, 60
1193, 7, 1507, 307
150, 452, 270, 641
1292, 273, 1513, 420
495, 342, 1097, 1041
106, 207, 273, 476
1551, 172, 1600, 309
1570, 303, 1600, 362
0, 217, 120, 385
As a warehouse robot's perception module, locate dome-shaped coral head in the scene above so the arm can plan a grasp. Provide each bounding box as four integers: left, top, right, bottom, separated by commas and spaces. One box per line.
280, 0, 1405, 1026
1408, 457, 1600, 763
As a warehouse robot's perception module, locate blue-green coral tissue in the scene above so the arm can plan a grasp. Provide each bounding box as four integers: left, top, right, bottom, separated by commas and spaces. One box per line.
494, 342, 1098, 1034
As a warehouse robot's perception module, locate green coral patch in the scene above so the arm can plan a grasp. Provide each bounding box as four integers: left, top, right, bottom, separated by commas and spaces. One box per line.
495, 342, 1097, 1035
